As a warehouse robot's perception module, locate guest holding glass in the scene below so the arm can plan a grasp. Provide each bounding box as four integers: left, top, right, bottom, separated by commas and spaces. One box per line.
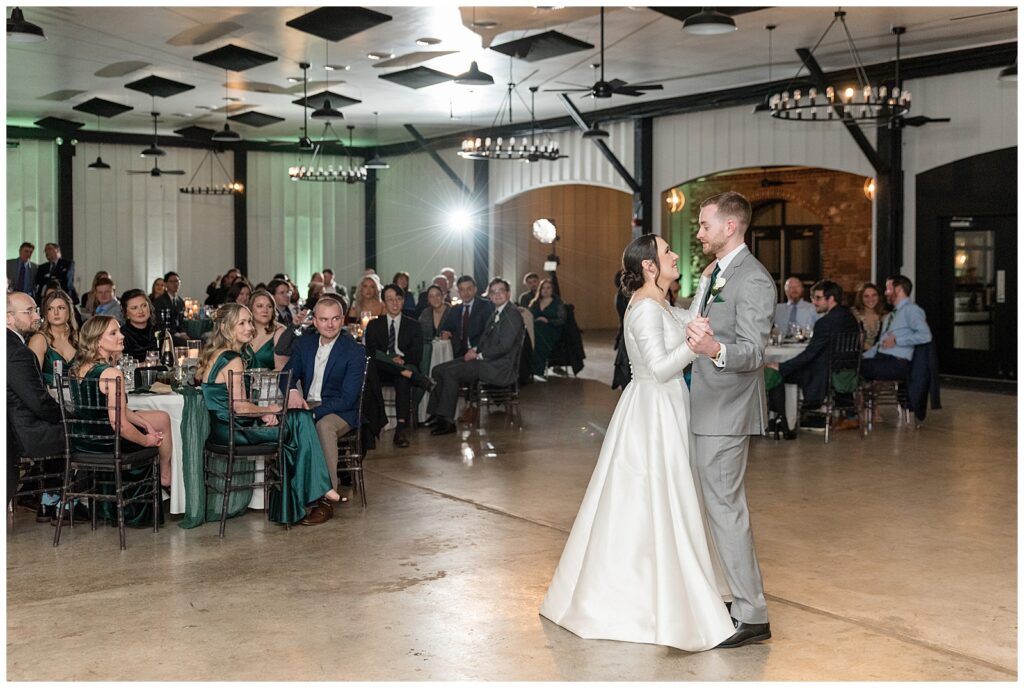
244, 289, 289, 370
72, 316, 173, 487
27, 289, 78, 387
119, 289, 160, 362
347, 274, 385, 321
528, 279, 566, 381
197, 303, 338, 526
853, 282, 888, 351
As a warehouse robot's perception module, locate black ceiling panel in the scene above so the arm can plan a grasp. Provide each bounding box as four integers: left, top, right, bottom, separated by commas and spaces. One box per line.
292, 90, 362, 109
73, 97, 134, 118
124, 75, 196, 98
490, 31, 594, 62
34, 116, 85, 131
378, 66, 453, 89
651, 7, 768, 22
285, 6, 392, 42
193, 44, 278, 72
174, 125, 217, 141
227, 111, 286, 127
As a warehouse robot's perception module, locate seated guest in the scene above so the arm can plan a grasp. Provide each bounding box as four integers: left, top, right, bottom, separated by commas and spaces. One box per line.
7, 291, 67, 522
226, 280, 252, 306
152, 271, 185, 331
90, 277, 123, 324
205, 268, 240, 306
391, 271, 417, 318
766, 280, 861, 432
304, 274, 324, 311
861, 275, 932, 381
119, 289, 160, 362
80, 270, 110, 316
415, 274, 449, 317
347, 274, 385, 321
34, 242, 77, 303
321, 268, 348, 307
149, 277, 166, 304
364, 284, 431, 448
518, 271, 540, 307
440, 267, 458, 302
28, 289, 79, 386
528, 279, 566, 381
73, 315, 173, 487
440, 275, 494, 358
267, 278, 298, 327
418, 284, 451, 342
40, 278, 84, 328
427, 278, 524, 435
853, 282, 888, 351
198, 303, 338, 526
245, 289, 289, 370
775, 276, 820, 333
282, 297, 366, 524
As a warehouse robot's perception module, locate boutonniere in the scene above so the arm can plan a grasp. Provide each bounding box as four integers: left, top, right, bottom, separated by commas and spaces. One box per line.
493, 312, 501, 324
711, 276, 727, 296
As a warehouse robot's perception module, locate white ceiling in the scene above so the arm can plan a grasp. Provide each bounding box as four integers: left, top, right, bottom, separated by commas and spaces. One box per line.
6, 5, 1017, 147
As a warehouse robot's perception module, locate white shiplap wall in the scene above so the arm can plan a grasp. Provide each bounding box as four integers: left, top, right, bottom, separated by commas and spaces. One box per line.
900, 69, 1017, 279
375, 147, 477, 290
247, 151, 364, 290
6, 139, 58, 258
72, 142, 233, 301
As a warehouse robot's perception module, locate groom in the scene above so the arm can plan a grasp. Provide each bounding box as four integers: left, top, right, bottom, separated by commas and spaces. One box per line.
686, 191, 776, 648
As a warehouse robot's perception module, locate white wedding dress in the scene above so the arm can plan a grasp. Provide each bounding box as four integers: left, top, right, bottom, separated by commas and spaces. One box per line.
539, 297, 735, 652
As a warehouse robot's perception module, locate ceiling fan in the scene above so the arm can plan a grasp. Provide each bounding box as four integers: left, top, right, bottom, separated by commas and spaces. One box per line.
759, 167, 796, 187
546, 8, 664, 98
127, 111, 185, 176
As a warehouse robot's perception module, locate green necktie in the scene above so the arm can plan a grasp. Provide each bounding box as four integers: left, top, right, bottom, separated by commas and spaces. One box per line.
701, 264, 721, 314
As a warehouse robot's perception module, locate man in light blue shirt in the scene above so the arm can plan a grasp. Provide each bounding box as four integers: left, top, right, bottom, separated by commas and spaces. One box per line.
861, 275, 932, 380
774, 276, 820, 332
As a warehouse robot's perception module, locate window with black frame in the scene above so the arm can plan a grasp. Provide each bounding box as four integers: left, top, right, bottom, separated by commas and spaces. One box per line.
747, 199, 823, 294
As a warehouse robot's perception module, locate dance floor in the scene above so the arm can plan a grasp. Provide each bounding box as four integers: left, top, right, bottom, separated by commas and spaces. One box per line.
6, 331, 1016, 680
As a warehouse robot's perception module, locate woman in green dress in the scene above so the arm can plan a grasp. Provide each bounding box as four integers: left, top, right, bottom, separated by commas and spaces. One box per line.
28, 289, 79, 386
242, 289, 289, 370
197, 303, 338, 525
528, 279, 566, 380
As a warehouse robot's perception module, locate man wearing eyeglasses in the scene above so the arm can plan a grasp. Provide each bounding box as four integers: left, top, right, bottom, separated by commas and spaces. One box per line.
6, 292, 66, 523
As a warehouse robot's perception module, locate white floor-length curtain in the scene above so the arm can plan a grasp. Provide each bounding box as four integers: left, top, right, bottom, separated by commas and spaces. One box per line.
6, 139, 58, 258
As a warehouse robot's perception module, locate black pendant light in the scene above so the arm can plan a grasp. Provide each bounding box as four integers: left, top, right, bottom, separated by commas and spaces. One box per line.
7, 7, 46, 43
364, 111, 389, 169
455, 61, 495, 86
752, 25, 776, 114
312, 40, 344, 121
88, 115, 111, 170
683, 8, 737, 36
211, 70, 242, 142
298, 62, 314, 149
140, 100, 167, 157
581, 123, 609, 139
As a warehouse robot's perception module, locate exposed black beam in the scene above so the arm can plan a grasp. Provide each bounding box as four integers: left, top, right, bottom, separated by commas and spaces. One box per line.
796, 48, 885, 174
558, 94, 640, 194
403, 124, 471, 195
232, 148, 247, 275
365, 168, 378, 271
472, 159, 489, 287
56, 140, 75, 261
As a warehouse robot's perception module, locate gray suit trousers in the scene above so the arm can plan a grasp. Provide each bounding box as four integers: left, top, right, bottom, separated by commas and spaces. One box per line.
691, 434, 768, 624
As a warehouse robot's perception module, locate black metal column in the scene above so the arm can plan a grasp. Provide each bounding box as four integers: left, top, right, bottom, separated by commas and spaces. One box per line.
875, 124, 903, 282
56, 140, 75, 259
472, 159, 489, 287
232, 148, 248, 274
365, 168, 378, 271
634, 116, 654, 235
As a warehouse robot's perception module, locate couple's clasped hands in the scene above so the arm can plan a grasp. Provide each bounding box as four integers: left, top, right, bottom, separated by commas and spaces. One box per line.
686, 317, 718, 356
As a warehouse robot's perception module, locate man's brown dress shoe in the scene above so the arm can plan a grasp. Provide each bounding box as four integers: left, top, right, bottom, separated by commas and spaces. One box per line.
301, 499, 333, 526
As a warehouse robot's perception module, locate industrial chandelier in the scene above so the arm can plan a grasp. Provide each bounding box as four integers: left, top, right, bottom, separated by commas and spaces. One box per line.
768, 9, 911, 124
179, 149, 243, 195
288, 123, 366, 183
459, 83, 565, 163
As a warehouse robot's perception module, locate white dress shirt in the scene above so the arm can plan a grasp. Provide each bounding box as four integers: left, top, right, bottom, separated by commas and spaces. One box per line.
385, 313, 404, 357
307, 335, 337, 402
693, 243, 747, 368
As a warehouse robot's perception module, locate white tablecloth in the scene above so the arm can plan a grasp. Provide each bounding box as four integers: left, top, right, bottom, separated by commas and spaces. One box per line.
124, 393, 188, 514
765, 343, 809, 432
418, 339, 453, 422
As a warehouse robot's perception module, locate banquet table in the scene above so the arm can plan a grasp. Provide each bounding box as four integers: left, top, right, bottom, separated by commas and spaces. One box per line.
765, 341, 809, 432
417, 338, 453, 422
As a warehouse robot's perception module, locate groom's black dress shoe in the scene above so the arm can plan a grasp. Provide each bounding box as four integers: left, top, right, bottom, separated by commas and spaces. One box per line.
716, 621, 771, 649
430, 420, 457, 436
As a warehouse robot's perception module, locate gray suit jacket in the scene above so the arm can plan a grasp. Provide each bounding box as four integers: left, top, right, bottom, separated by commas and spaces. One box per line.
475, 304, 525, 386
7, 259, 36, 294
690, 246, 777, 436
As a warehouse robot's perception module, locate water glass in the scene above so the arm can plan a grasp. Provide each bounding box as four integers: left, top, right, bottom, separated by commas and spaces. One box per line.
145, 351, 160, 367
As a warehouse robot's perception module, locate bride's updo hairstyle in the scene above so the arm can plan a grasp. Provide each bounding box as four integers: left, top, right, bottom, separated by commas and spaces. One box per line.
619, 234, 661, 297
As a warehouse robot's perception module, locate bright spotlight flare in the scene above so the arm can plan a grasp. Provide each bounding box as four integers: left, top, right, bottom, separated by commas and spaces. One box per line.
532, 218, 557, 244
449, 208, 475, 233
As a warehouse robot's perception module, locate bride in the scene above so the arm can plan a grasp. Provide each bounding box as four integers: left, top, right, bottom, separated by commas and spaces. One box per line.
539, 234, 735, 652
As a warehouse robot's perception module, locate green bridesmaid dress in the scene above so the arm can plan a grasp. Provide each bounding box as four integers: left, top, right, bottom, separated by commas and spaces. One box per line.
73, 363, 162, 528
242, 336, 276, 370
529, 299, 567, 376
41, 346, 70, 386
201, 351, 331, 525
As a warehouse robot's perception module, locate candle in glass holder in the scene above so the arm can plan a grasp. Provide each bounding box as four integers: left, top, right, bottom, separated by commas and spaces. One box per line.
360, 310, 372, 330
187, 339, 201, 359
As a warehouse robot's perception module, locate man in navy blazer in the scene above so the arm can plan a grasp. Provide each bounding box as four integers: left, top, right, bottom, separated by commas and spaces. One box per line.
440, 275, 494, 358
34, 242, 77, 302
282, 295, 365, 523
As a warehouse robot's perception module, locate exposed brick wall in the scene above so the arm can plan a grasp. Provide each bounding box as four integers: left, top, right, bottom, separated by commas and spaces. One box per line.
665, 168, 873, 301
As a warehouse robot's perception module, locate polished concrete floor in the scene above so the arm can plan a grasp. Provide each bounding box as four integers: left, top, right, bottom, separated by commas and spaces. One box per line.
6, 331, 1017, 681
